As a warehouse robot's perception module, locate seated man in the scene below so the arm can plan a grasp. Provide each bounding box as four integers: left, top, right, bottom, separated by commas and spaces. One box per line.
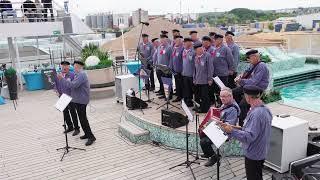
200, 87, 240, 167
233, 49, 269, 126
0, 0, 17, 21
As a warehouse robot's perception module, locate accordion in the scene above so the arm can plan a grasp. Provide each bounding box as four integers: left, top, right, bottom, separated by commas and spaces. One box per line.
198, 107, 221, 138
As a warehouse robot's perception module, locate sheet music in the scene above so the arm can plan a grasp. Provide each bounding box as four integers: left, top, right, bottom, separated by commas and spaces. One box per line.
182, 100, 193, 122
213, 76, 226, 89
55, 93, 72, 112
203, 121, 228, 148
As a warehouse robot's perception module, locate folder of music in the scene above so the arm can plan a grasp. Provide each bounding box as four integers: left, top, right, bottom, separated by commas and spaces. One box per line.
55, 93, 72, 112
213, 76, 226, 89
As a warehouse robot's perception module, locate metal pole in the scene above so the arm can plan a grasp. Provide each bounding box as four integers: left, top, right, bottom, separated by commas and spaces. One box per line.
36, 36, 40, 66
121, 29, 126, 59
14, 37, 23, 91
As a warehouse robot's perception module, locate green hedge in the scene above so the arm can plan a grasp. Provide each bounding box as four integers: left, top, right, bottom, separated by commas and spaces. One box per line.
262, 90, 282, 104
240, 53, 272, 63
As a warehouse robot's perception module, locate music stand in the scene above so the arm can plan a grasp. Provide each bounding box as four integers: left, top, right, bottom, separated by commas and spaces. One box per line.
169, 100, 199, 180
156, 76, 180, 110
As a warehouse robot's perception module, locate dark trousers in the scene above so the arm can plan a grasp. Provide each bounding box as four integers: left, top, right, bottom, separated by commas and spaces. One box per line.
232, 86, 250, 126
209, 76, 228, 106
245, 157, 265, 180
63, 102, 79, 130
182, 76, 193, 106
74, 103, 95, 139
156, 69, 164, 93
174, 73, 183, 99
194, 84, 210, 113
43, 4, 54, 21
145, 65, 155, 89
200, 136, 216, 157
228, 72, 237, 89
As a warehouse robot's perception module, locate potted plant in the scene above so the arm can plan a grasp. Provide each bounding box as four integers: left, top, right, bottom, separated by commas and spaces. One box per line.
81, 44, 115, 88
4, 67, 18, 100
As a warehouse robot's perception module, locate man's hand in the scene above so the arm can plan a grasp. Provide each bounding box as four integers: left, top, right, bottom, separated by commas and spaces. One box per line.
217, 121, 233, 133
208, 80, 213, 86
57, 73, 63, 80
193, 81, 196, 85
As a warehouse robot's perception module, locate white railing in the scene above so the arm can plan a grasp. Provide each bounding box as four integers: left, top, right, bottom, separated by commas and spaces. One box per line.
0, 1, 66, 23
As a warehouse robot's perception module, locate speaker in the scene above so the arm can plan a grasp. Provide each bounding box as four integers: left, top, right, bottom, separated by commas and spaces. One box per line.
161, 109, 188, 129
126, 95, 148, 110
290, 154, 320, 179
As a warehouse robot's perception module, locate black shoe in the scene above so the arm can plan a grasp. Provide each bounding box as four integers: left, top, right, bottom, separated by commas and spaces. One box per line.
187, 103, 194, 107
172, 98, 181, 102
64, 127, 74, 133
204, 156, 218, 167
85, 137, 96, 146
201, 154, 210, 158
150, 87, 155, 91
155, 90, 162, 94
80, 135, 88, 139
158, 95, 166, 99
156, 92, 164, 96
72, 129, 80, 136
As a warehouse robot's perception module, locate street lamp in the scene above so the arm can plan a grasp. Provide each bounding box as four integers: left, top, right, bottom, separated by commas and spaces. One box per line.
119, 23, 126, 60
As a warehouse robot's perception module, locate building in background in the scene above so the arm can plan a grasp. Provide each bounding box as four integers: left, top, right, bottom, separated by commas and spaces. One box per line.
113, 13, 130, 29
85, 13, 113, 30
295, 13, 320, 30
132, 9, 149, 27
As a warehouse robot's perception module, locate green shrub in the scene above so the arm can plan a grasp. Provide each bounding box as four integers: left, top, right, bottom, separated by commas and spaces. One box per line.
262, 90, 282, 104
240, 53, 272, 63
4, 67, 16, 78
81, 43, 113, 70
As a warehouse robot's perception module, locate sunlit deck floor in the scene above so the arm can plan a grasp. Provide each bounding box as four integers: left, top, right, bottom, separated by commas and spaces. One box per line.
4, 89, 320, 179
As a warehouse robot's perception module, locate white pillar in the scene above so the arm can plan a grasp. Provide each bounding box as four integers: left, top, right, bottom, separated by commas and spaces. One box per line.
14, 37, 23, 91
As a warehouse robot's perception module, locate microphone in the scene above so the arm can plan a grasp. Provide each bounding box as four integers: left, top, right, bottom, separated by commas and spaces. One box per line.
140, 22, 149, 26
192, 100, 200, 109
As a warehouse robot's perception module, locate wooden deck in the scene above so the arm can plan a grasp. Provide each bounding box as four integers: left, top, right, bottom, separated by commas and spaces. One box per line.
4, 89, 320, 179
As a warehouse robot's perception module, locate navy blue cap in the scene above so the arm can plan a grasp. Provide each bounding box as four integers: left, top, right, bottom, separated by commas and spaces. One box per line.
214, 34, 224, 39
172, 29, 180, 33
246, 49, 259, 58
209, 32, 216, 37
160, 34, 168, 38
151, 38, 159, 42
142, 34, 149, 37
184, 37, 192, 42
174, 35, 183, 39
193, 43, 202, 49
243, 85, 264, 95
225, 31, 235, 36
161, 30, 168, 34
73, 61, 85, 66
60, 61, 70, 65
202, 36, 212, 42
189, 30, 198, 35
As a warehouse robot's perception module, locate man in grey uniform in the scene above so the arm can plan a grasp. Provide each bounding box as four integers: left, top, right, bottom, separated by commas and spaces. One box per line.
193, 43, 214, 113
182, 38, 195, 107
138, 34, 155, 90
225, 31, 240, 89
211, 34, 234, 105
170, 35, 184, 102
57, 61, 96, 146
190, 30, 201, 45
220, 85, 272, 180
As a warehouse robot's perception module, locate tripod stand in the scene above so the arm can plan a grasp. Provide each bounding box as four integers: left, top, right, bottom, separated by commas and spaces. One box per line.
56, 117, 85, 161
169, 120, 199, 180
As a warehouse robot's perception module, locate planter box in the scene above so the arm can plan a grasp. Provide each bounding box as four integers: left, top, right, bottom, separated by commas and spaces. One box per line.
86, 67, 115, 88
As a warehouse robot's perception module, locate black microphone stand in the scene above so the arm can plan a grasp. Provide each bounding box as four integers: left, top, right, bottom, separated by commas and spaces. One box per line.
134, 22, 147, 114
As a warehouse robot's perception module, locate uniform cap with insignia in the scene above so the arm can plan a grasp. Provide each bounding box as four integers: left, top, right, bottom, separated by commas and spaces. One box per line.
209, 32, 216, 37
243, 85, 264, 96
60, 61, 70, 65
142, 34, 149, 37
184, 37, 192, 42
